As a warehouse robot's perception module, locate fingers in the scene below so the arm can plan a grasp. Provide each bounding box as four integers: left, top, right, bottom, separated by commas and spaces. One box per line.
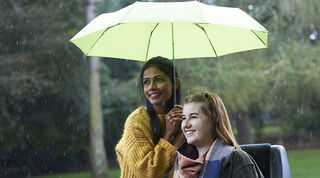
167, 105, 183, 121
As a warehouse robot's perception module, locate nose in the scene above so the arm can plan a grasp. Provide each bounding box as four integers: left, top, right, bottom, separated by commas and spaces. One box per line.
149, 80, 156, 90
182, 118, 191, 129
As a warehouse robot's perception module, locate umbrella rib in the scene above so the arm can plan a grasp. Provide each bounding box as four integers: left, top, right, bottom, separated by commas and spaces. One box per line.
195, 24, 218, 57
85, 26, 112, 56
251, 30, 268, 47
145, 23, 159, 61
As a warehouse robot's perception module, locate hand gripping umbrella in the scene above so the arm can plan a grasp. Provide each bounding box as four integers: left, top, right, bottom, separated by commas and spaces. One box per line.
70, 1, 268, 104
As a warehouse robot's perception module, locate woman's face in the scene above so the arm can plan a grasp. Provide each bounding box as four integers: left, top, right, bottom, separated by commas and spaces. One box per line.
143, 66, 173, 113
182, 102, 214, 147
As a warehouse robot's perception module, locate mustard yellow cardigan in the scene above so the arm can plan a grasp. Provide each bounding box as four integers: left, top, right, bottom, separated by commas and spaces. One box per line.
115, 106, 182, 178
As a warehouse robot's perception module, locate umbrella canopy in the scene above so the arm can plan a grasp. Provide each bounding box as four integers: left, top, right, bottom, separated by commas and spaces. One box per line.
70, 1, 268, 61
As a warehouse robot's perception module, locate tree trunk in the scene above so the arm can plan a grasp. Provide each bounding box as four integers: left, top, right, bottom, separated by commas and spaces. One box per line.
87, 0, 109, 177
235, 112, 253, 144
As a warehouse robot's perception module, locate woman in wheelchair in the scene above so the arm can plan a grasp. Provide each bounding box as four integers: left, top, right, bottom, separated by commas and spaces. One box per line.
173, 92, 264, 178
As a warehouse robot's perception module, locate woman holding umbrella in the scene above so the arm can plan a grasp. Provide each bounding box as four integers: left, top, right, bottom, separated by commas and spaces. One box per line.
115, 56, 184, 178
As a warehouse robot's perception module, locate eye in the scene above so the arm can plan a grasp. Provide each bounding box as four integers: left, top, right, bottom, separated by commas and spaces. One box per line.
155, 77, 164, 82
191, 115, 198, 119
143, 80, 150, 85
182, 116, 186, 120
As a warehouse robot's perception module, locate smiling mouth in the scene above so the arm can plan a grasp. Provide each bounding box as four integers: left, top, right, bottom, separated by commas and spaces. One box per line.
150, 93, 160, 99
184, 130, 195, 137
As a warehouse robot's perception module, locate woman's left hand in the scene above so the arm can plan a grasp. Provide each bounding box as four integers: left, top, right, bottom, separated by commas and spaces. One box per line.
163, 105, 183, 142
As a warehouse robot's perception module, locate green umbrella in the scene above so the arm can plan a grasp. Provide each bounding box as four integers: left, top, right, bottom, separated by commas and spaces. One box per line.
70, 1, 268, 103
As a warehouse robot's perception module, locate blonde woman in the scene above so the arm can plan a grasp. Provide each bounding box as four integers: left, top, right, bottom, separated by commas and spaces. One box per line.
173, 92, 264, 178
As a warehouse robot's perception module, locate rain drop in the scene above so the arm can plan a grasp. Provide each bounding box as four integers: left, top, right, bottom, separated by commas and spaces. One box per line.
309, 33, 316, 40
283, 81, 287, 86
310, 31, 318, 41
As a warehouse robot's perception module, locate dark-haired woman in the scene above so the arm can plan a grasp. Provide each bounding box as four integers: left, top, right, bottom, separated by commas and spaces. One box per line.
115, 56, 184, 178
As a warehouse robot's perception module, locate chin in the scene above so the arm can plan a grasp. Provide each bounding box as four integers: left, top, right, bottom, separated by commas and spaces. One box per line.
186, 139, 195, 145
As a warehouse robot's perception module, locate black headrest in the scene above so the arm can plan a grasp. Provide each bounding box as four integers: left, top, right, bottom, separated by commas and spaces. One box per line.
240, 143, 271, 178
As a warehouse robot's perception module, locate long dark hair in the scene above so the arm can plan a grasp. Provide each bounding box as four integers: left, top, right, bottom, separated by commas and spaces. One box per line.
139, 56, 181, 144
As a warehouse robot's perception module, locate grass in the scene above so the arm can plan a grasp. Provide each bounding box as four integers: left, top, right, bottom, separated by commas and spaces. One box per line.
33, 169, 120, 178
287, 149, 320, 178
33, 149, 320, 178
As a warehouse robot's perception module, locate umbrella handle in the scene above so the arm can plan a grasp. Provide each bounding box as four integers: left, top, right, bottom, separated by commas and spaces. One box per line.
173, 58, 176, 105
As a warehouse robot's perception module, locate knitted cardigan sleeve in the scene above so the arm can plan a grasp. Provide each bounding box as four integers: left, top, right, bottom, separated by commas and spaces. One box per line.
115, 107, 176, 178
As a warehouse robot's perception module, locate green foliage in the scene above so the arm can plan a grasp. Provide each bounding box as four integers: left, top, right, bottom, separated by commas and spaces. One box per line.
0, 0, 90, 176
99, 62, 141, 158
269, 42, 320, 133
178, 0, 320, 136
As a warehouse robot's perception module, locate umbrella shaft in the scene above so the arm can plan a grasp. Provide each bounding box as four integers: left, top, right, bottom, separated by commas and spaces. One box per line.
171, 23, 176, 105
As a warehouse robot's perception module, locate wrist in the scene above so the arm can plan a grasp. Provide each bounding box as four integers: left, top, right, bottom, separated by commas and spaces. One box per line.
163, 133, 173, 142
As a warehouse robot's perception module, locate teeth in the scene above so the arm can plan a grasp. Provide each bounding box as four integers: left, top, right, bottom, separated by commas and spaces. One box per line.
150, 93, 159, 98
185, 131, 194, 135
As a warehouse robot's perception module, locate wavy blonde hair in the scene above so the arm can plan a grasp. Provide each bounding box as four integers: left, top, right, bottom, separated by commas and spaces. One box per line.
184, 92, 240, 149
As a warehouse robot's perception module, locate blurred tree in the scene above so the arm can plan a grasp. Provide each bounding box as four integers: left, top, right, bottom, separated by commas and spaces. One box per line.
86, 0, 109, 177
178, 0, 320, 144
0, 0, 90, 176
99, 62, 140, 160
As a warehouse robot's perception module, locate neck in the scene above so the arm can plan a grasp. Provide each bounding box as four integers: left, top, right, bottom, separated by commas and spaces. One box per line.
152, 103, 168, 114
196, 139, 215, 158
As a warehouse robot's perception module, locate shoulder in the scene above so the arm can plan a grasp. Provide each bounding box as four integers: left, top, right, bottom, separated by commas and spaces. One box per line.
222, 149, 264, 178
128, 106, 148, 119
230, 149, 254, 166
125, 106, 150, 128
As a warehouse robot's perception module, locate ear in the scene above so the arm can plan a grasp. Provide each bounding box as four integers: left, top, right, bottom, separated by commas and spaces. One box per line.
175, 78, 180, 90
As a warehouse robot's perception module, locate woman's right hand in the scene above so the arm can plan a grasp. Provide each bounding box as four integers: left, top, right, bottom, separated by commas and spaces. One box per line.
163, 105, 183, 143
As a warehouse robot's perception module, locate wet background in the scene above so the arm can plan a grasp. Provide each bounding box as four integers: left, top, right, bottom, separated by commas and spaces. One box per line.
1, 0, 319, 177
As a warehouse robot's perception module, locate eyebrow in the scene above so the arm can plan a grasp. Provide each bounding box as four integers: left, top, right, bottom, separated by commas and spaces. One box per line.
143, 74, 164, 80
